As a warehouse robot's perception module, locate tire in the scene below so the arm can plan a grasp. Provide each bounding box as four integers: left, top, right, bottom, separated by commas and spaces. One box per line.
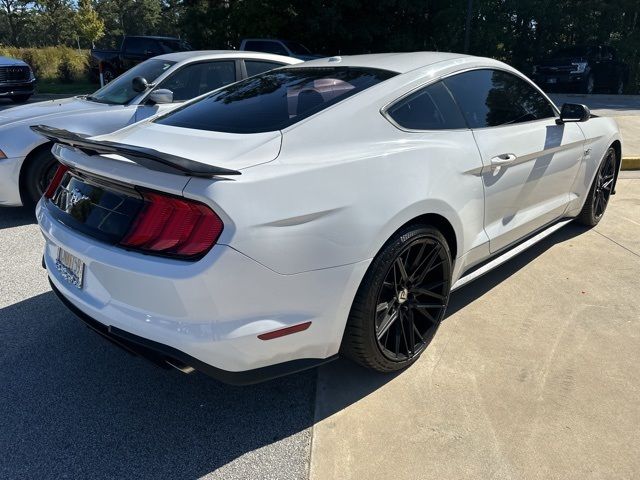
615, 78, 624, 95
102, 67, 115, 84
576, 147, 617, 227
582, 74, 595, 94
21, 147, 59, 208
11, 94, 31, 103
341, 225, 453, 372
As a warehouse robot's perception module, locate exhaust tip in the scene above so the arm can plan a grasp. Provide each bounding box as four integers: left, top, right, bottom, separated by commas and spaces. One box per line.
166, 358, 195, 374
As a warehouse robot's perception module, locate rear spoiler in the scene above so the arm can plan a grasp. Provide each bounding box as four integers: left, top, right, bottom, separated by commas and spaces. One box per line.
30, 125, 241, 178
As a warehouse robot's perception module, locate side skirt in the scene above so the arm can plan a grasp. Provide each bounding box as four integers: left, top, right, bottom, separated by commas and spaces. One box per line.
451, 218, 573, 291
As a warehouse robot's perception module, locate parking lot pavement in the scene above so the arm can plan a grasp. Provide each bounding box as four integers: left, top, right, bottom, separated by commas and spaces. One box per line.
311, 178, 640, 480
1, 188, 639, 480
0, 208, 316, 479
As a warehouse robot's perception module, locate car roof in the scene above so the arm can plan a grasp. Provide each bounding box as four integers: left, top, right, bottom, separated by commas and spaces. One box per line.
127, 35, 182, 41
155, 50, 302, 64
296, 52, 470, 73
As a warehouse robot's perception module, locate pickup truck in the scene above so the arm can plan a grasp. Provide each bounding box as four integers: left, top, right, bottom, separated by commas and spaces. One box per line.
90, 35, 191, 83
0, 55, 36, 103
240, 38, 323, 61
532, 45, 629, 94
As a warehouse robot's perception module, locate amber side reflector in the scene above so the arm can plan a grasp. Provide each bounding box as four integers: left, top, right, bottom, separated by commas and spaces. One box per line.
258, 321, 312, 340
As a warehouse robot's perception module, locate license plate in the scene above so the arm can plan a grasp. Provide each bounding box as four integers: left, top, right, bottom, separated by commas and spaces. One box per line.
56, 247, 84, 289
547, 78, 557, 84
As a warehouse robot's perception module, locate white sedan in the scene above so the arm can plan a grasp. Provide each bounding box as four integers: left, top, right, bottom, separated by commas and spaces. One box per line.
0, 51, 300, 207
36, 52, 621, 384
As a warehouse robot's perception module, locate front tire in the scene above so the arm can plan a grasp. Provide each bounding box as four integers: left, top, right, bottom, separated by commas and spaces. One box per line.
21, 148, 59, 208
582, 74, 595, 94
576, 147, 617, 227
341, 225, 453, 372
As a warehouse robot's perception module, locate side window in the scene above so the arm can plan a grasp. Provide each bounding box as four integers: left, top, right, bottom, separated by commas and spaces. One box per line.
158, 61, 236, 102
126, 38, 161, 55
245, 60, 283, 77
245, 40, 288, 56
386, 81, 466, 130
444, 69, 555, 128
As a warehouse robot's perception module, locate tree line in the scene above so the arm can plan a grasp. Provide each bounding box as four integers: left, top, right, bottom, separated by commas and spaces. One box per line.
1, 0, 638, 88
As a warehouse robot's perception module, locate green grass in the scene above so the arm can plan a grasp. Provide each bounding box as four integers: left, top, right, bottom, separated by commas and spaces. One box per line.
37, 80, 97, 95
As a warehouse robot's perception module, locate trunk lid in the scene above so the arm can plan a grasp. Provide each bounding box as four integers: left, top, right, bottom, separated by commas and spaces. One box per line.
94, 122, 283, 172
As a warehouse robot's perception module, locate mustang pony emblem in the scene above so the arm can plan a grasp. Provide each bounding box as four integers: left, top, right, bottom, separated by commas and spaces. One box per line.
65, 188, 91, 213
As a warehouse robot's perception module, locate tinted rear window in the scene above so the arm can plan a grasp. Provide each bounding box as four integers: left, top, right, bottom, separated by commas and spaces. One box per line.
155, 67, 396, 133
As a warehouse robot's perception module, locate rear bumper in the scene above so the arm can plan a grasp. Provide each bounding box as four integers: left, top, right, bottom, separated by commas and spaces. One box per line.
0, 156, 25, 206
38, 199, 367, 380
532, 73, 585, 88
0, 79, 36, 97
49, 278, 337, 384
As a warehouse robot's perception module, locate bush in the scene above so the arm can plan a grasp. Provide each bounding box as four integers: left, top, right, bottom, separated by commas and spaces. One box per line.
0, 46, 89, 83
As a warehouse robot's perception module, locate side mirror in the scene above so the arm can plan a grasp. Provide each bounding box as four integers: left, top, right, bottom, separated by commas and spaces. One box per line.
132, 76, 149, 93
148, 89, 174, 104
557, 103, 590, 124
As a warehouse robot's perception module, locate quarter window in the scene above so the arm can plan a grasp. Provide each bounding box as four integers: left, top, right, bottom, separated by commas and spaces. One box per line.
444, 69, 555, 128
386, 81, 466, 130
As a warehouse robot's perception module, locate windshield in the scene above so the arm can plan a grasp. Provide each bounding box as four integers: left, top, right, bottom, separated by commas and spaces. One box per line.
87, 59, 175, 105
284, 41, 312, 55
155, 67, 396, 134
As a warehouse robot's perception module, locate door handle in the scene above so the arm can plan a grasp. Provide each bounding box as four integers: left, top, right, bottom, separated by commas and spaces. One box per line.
490, 153, 517, 167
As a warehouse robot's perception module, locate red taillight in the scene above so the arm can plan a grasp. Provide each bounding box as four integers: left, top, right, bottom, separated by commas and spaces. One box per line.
120, 191, 223, 259
44, 163, 69, 199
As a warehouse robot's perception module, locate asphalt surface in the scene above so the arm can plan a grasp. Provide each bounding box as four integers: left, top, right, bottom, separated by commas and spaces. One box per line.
0, 208, 316, 479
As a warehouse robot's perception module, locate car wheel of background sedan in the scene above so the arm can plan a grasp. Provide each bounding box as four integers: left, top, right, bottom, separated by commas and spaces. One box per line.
576, 147, 617, 227
11, 94, 31, 103
583, 74, 595, 94
22, 148, 59, 208
341, 225, 452, 372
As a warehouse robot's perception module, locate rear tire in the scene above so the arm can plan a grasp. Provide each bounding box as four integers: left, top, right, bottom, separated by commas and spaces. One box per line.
576, 147, 617, 227
11, 94, 31, 103
21, 147, 59, 208
341, 225, 452, 372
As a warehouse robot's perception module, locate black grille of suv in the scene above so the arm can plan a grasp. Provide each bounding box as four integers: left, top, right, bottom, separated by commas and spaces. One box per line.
0, 65, 31, 83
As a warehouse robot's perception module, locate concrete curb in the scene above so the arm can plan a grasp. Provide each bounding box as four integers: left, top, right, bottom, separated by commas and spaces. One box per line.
622, 157, 640, 170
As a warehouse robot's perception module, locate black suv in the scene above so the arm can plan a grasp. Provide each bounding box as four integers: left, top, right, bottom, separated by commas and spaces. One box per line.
532, 45, 629, 94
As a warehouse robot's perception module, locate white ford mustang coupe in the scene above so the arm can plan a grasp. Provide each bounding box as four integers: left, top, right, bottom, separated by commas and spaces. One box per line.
36, 52, 621, 384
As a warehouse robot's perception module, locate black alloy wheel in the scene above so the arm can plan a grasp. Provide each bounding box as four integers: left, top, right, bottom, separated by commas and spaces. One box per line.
375, 236, 450, 361
592, 148, 616, 221
342, 225, 453, 372
576, 147, 617, 227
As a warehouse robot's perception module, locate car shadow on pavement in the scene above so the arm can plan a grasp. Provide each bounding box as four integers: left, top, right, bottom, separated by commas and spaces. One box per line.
0, 291, 316, 479
0, 207, 36, 230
